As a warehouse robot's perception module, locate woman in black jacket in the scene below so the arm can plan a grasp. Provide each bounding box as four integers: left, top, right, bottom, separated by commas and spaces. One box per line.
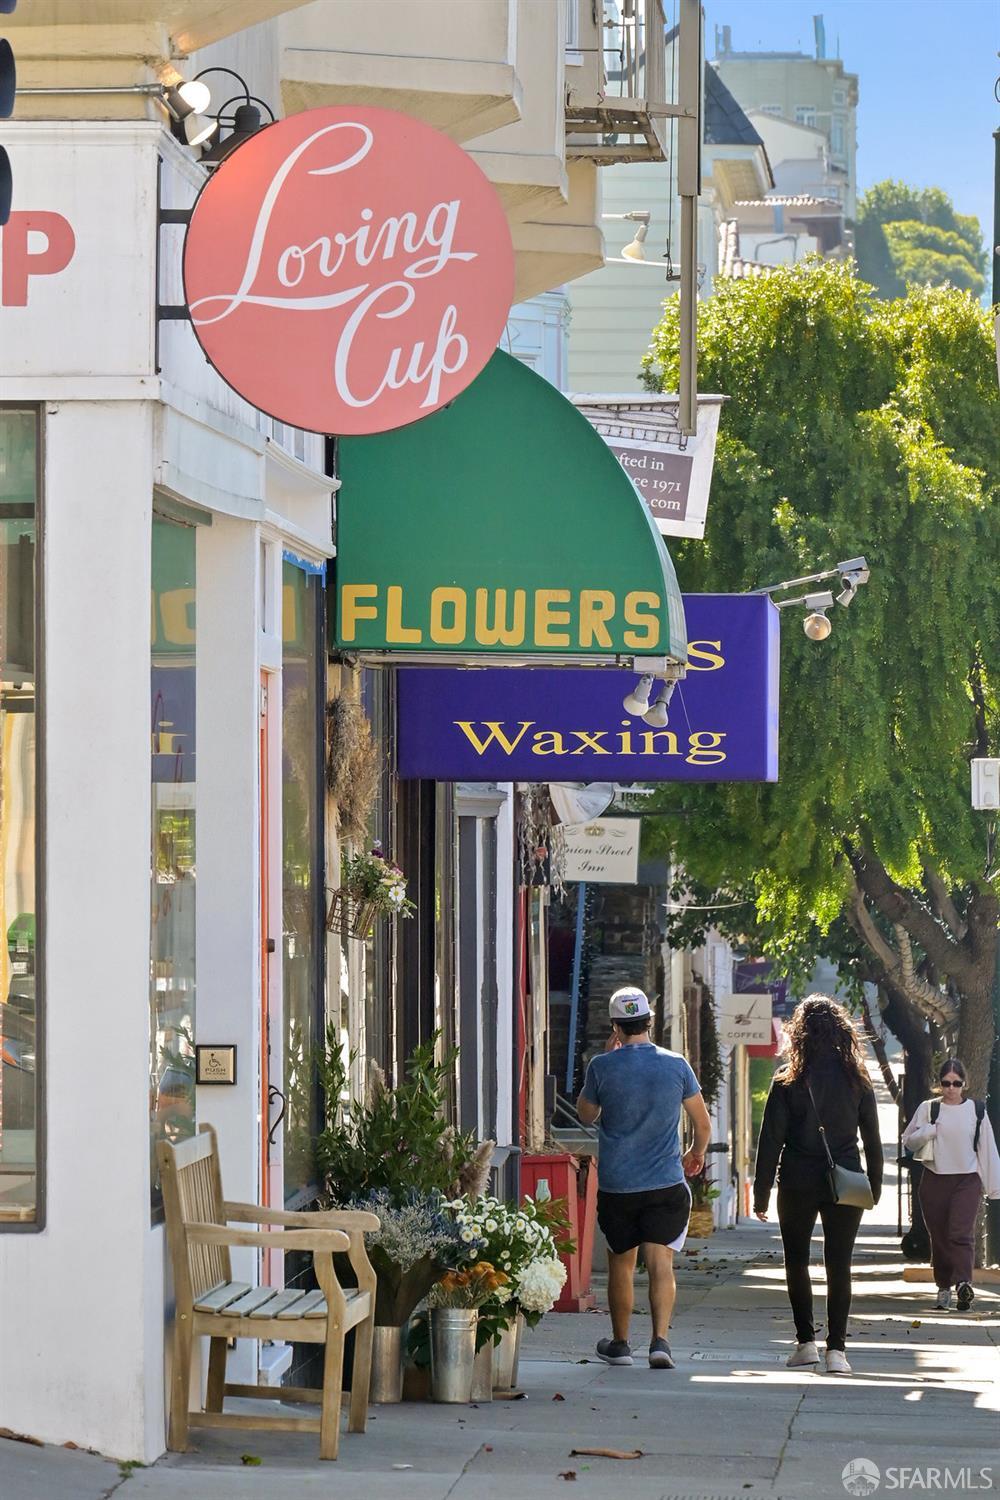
753, 995, 883, 1375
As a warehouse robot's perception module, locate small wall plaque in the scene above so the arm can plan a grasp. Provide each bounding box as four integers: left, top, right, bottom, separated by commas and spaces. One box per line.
196, 1045, 237, 1086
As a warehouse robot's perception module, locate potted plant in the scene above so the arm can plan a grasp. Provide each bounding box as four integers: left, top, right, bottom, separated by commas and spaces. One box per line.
688, 1173, 720, 1238
427, 1263, 510, 1404
326, 842, 415, 938
447, 1194, 569, 1391
313, 1031, 494, 1401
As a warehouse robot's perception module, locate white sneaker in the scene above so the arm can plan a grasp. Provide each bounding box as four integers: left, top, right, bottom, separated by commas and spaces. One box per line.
934, 1287, 953, 1310
786, 1340, 820, 1367
825, 1349, 852, 1375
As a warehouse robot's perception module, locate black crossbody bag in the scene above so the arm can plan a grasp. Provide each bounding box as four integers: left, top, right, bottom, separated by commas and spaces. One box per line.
806, 1080, 875, 1210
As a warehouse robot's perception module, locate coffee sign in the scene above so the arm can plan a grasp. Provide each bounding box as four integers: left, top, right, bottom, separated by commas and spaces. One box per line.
183, 106, 514, 435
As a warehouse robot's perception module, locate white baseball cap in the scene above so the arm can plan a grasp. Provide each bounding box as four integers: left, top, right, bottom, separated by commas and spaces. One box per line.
609, 987, 651, 1020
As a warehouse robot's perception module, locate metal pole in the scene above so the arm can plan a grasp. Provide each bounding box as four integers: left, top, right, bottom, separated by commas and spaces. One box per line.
677, 0, 702, 436
992, 128, 1000, 311
565, 883, 587, 1097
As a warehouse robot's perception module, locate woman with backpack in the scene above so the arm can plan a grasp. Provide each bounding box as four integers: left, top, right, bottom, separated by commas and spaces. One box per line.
901, 1059, 1000, 1311
753, 996, 883, 1375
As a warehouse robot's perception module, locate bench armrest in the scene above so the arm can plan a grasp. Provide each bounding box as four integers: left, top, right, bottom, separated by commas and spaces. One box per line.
186, 1221, 350, 1254
223, 1202, 379, 1233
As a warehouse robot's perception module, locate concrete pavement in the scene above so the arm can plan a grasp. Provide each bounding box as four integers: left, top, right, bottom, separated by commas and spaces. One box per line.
2, 1206, 997, 1500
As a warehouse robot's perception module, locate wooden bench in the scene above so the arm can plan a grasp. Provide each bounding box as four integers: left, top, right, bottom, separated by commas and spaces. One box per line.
158, 1124, 379, 1460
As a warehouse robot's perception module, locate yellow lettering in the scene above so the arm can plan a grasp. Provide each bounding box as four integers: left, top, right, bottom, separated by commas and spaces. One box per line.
338, 583, 378, 643
531, 731, 566, 755
579, 590, 616, 648
474, 588, 526, 647
430, 586, 467, 645
623, 591, 661, 649
160, 587, 196, 646
641, 729, 680, 756
534, 589, 572, 647
618, 720, 634, 754
686, 732, 727, 766
386, 585, 422, 644
687, 640, 725, 672
570, 730, 611, 754
454, 721, 534, 756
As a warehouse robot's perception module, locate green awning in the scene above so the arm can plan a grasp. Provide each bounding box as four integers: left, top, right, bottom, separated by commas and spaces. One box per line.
333, 350, 687, 666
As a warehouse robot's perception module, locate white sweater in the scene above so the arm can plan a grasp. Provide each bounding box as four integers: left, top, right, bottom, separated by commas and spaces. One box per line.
902, 1098, 1000, 1198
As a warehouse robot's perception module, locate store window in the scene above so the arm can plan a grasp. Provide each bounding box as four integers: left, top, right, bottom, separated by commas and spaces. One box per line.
0, 410, 39, 1227
150, 514, 197, 1211
281, 560, 324, 1206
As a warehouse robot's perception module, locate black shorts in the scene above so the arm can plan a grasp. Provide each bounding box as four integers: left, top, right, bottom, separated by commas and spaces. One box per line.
597, 1182, 692, 1256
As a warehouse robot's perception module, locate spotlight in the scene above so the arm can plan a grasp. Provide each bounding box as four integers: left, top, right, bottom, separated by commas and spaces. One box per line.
642, 680, 676, 728
182, 112, 217, 147
176, 78, 212, 114
803, 610, 832, 641
163, 80, 218, 148
621, 221, 648, 261
622, 674, 654, 716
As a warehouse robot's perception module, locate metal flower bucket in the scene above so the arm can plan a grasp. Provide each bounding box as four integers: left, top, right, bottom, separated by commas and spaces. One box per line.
370, 1324, 405, 1404
429, 1308, 478, 1403
325, 888, 378, 939
491, 1313, 523, 1391
470, 1339, 494, 1403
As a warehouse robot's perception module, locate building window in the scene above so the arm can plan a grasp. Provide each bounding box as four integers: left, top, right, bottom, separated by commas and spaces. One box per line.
795, 105, 817, 128
831, 115, 846, 157
0, 409, 39, 1227
281, 559, 324, 1207
150, 514, 197, 1212
833, 88, 846, 107
759, 104, 783, 117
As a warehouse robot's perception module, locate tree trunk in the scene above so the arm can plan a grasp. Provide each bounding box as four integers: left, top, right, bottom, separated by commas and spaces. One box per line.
956, 970, 995, 1098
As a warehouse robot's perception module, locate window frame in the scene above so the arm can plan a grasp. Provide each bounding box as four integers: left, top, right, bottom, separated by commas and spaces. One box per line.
0, 403, 45, 1234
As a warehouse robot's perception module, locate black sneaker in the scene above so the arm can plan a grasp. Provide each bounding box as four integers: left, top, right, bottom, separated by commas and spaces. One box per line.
649, 1337, 675, 1369
956, 1281, 975, 1311
596, 1337, 633, 1366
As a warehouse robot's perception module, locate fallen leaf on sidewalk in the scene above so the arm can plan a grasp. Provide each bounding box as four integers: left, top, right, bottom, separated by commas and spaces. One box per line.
570, 1448, 643, 1460
552, 1393, 565, 1401
911, 1320, 921, 1328
240, 1455, 262, 1467
558, 1471, 577, 1481
0, 1429, 43, 1447
484, 1445, 494, 1453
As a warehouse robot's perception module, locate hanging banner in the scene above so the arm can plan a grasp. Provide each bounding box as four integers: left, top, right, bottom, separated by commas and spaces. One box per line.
572, 396, 723, 540
397, 593, 778, 781
563, 818, 641, 885
183, 106, 514, 435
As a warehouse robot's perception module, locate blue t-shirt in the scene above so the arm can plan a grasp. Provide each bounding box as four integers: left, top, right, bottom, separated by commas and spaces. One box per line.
580, 1044, 701, 1194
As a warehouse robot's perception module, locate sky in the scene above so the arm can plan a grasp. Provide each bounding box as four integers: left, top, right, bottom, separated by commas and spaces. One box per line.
698, 0, 998, 241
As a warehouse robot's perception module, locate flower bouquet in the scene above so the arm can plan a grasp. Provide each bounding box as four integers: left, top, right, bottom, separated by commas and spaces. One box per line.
326, 842, 414, 937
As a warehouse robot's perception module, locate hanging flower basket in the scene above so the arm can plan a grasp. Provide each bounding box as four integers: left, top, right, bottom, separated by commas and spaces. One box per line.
326, 889, 379, 939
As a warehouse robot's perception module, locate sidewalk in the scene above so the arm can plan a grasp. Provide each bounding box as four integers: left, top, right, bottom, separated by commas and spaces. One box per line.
3, 1209, 998, 1500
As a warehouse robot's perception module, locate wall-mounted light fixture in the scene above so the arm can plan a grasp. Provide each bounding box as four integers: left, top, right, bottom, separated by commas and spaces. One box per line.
192, 67, 276, 165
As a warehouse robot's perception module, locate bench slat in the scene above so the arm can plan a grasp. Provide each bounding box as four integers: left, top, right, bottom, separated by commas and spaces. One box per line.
249, 1289, 310, 1320
194, 1280, 252, 1313
283, 1290, 327, 1320
225, 1286, 283, 1317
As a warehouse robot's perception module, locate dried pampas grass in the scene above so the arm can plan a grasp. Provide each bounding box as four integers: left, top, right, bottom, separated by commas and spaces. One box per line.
327, 696, 381, 842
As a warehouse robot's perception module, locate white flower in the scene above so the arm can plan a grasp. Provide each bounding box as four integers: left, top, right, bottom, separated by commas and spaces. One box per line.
461, 1228, 475, 1243
485, 1218, 498, 1233
515, 1256, 567, 1314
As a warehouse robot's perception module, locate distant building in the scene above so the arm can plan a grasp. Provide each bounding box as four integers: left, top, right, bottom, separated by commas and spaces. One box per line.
566, 49, 771, 393
712, 15, 859, 219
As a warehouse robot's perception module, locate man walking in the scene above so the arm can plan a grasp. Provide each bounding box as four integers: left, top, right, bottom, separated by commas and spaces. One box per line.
577, 987, 711, 1369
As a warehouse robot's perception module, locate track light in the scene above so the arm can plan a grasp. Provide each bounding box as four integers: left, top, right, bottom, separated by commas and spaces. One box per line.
803, 610, 832, 641
622, 674, 654, 716
163, 79, 218, 148
621, 221, 648, 261
641, 680, 676, 728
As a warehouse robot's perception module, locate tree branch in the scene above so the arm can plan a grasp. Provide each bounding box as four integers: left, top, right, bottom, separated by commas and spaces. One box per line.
894, 923, 958, 1027
922, 864, 967, 941
846, 841, 975, 987
845, 881, 956, 1027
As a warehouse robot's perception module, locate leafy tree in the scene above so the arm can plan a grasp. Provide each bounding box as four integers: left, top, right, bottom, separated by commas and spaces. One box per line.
640, 262, 1000, 1094
856, 180, 987, 300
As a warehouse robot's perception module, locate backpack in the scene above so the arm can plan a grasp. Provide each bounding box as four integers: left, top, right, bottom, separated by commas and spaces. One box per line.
929, 1098, 986, 1152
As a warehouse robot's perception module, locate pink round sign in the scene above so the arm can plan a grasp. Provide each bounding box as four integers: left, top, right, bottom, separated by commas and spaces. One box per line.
183, 106, 514, 435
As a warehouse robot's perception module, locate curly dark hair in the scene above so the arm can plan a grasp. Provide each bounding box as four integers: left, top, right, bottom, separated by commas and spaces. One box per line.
781, 994, 871, 1092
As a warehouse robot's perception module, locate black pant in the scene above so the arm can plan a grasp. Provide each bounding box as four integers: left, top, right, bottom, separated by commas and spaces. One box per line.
777, 1185, 863, 1351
